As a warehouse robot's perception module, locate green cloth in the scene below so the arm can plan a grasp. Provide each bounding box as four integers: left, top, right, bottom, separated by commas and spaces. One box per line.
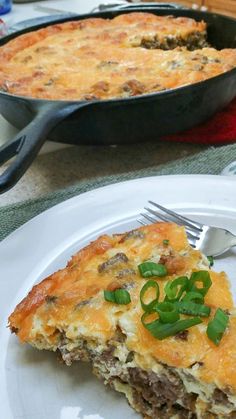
1, 143, 236, 241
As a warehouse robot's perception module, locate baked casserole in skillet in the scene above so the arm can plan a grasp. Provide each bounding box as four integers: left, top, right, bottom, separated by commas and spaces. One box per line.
9, 222, 236, 418
1, 12, 236, 100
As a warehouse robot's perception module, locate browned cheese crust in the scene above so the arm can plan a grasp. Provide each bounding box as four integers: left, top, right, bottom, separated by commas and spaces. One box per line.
0, 12, 235, 100
9, 222, 236, 418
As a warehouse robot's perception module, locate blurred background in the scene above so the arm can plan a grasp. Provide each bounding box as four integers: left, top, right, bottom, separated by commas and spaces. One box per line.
139, 0, 236, 17
9, 0, 236, 19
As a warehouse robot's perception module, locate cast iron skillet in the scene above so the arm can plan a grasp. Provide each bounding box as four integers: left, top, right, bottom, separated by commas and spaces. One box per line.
0, 4, 236, 194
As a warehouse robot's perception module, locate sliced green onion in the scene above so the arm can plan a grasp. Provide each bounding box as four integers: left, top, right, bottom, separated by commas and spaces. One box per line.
141, 313, 202, 340
207, 256, 214, 267
114, 289, 131, 304
164, 276, 188, 302
104, 290, 116, 303
138, 261, 167, 278
140, 280, 160, 312
155, 302, 180, 324
207, 308, 229, 346
188, 271, 212, 296
141, 310, 159, 330
104, 289, 131, 305
163, 239, 169, 246
174, 301, 211, 317
182, 291, 204, 304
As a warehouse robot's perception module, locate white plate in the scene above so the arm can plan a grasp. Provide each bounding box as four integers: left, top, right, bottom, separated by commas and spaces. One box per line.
1, 174, 236, 419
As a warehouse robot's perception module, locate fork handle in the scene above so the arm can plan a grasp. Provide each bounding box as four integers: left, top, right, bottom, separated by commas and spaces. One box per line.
228, 233, 236, 248
219, 230, 236, 256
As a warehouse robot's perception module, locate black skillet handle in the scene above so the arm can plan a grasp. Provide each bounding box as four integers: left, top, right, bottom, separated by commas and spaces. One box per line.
0, 101, 84, 194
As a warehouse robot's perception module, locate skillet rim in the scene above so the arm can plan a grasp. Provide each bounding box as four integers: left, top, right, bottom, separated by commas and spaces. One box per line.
0, 6, 236, 107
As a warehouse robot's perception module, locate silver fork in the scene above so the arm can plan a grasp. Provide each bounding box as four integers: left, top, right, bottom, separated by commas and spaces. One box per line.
139, 201, 236, 257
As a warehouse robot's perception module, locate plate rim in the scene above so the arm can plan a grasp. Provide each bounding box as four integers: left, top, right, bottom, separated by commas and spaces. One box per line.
1, 173, 236, 320
1, 174, 236, 246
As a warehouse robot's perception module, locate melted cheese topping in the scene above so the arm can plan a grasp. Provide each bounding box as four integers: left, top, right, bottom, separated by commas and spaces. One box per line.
0, 12, 235, 100
9, 222, 236, 395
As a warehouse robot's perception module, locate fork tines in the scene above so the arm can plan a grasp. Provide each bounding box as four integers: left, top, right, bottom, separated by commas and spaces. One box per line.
139, 201, 204, 248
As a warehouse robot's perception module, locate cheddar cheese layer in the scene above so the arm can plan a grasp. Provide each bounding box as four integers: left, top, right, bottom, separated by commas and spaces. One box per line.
0, 12, 235, 100
9, 222, 236, 418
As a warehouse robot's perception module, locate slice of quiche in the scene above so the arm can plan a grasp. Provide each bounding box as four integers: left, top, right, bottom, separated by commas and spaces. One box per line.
9, 222, 236, 418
